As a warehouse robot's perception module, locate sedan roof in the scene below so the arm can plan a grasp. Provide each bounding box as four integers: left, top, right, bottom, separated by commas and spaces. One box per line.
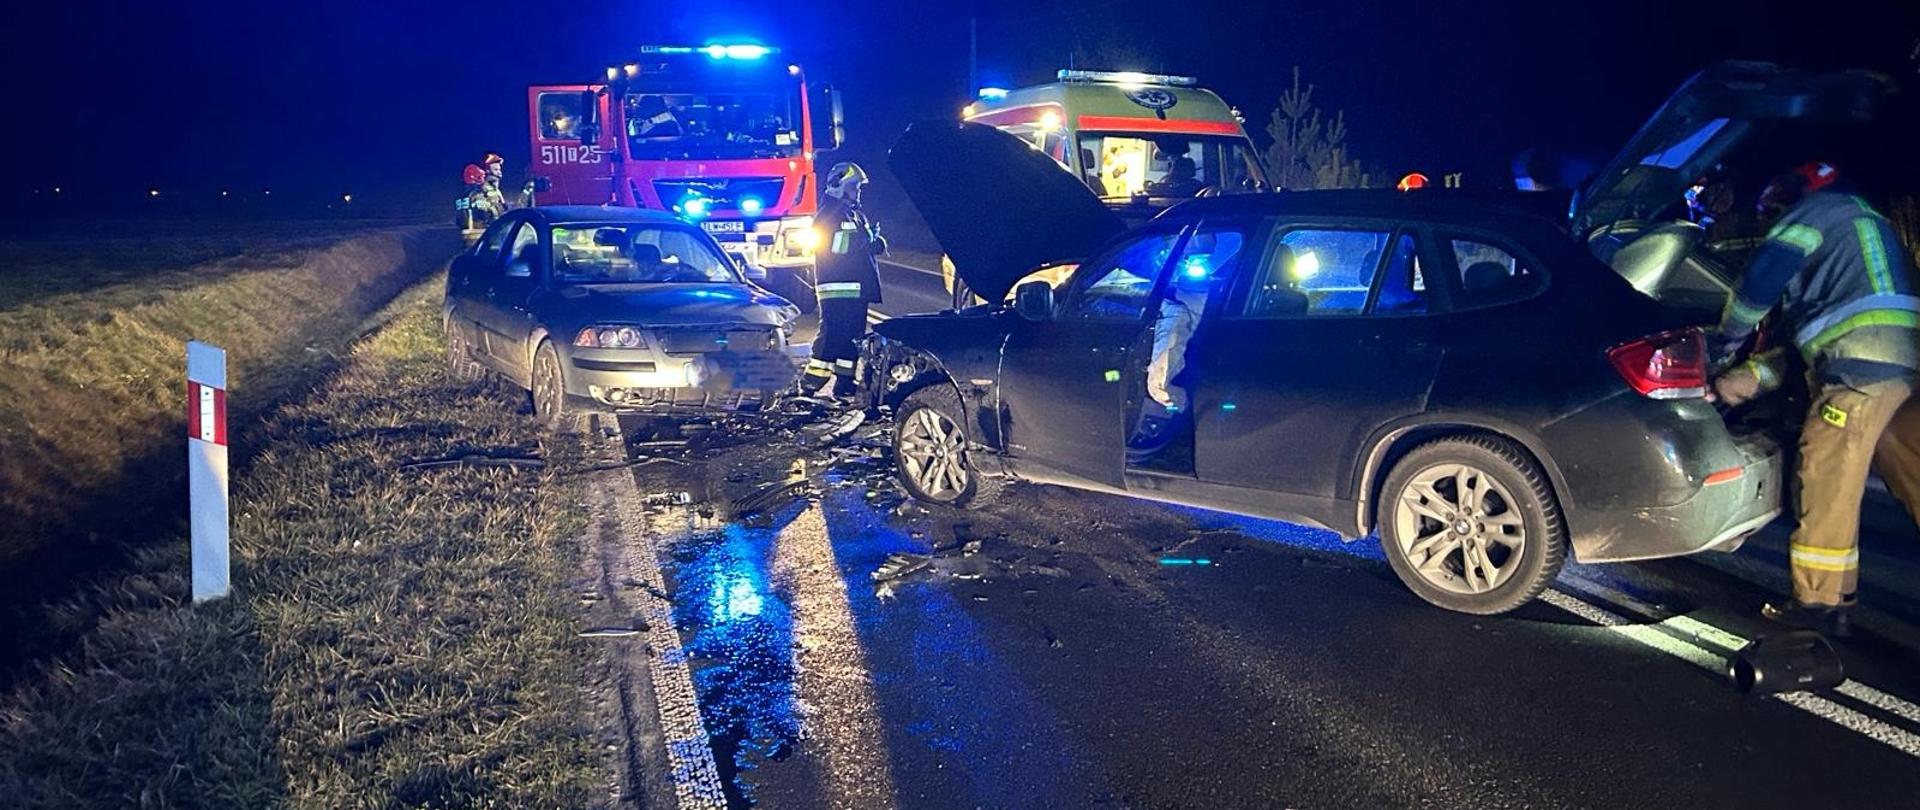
1155, 188, 1576, 233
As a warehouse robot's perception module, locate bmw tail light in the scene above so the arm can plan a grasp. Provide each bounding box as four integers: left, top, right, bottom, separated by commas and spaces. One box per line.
1608, 328, 1707, 399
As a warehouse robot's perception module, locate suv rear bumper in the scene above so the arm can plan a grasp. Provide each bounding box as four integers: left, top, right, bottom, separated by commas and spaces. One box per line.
1567, 433, 1783, 562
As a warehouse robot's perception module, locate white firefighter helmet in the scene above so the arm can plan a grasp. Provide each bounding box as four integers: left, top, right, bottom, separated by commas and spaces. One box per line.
822, 162, 869, 200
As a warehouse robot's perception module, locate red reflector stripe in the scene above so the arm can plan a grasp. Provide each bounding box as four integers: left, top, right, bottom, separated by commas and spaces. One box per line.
1076, 115, 1243, 136
1703, 467, 1744, 486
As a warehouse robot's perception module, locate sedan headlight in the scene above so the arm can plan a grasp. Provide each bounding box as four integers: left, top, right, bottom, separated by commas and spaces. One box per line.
573, 326, 647, 349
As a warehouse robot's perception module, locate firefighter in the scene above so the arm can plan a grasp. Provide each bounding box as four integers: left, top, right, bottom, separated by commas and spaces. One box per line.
800, 162, 886, 398
1709, 161, 1920, 635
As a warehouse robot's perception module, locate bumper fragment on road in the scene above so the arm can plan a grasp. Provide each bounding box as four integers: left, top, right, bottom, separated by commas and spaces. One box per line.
1541, 585, 1920, 760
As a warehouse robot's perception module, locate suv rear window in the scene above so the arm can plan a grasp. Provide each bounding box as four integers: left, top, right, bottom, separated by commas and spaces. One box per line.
1448, 237, 1543, 309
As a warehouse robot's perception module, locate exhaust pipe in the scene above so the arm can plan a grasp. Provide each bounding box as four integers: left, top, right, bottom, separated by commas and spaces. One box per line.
1729, 630, 1845, 696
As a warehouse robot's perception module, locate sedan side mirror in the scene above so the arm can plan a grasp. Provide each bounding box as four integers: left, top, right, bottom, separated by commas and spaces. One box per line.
1014, 280, 1053, 321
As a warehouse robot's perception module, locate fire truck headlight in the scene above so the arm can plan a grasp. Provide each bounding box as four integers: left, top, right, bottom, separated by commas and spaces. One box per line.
740, 197, 764, 216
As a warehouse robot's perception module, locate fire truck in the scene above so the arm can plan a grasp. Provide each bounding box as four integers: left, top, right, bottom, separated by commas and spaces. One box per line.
527, 44, 843, 309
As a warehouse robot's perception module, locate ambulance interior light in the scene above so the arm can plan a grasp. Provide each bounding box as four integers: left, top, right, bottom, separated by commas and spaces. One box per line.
1056, 69, 1197, 87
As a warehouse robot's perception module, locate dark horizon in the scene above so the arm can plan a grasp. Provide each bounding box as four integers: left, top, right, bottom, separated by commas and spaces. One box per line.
5, 0, 1917, 217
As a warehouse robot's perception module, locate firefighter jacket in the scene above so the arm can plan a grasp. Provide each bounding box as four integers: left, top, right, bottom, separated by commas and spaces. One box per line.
1716, 192, 1920, 386
814, 198, 884, 304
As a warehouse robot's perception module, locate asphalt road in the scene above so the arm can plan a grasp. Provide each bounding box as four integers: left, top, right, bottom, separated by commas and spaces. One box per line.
595, 390, 1920, 809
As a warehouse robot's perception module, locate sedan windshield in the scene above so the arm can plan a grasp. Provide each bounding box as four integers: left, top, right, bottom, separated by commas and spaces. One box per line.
551, 224, 740, 284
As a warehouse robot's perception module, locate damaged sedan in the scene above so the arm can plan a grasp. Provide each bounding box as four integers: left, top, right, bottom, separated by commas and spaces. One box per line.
859, 63, 1898, 613
445, 206, 801, 425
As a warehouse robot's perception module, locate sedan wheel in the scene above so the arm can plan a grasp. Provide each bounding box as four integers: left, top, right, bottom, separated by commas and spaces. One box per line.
531, 342, 568, 430
1378, 436, 1566, 614
445, 320, 486, 382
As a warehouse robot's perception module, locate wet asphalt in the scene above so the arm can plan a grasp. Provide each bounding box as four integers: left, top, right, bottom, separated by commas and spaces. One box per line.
599, 257, 1920, 808
609, 410, 1920, 810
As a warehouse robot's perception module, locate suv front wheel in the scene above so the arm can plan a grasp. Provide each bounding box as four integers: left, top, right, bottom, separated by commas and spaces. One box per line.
893, 386, 1000, 508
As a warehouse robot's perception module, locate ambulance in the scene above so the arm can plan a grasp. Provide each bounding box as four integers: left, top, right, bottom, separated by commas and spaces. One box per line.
945, 70, 1269, 303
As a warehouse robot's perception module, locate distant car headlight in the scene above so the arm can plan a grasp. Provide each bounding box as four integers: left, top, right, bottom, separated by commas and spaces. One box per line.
573, 326, 647, 349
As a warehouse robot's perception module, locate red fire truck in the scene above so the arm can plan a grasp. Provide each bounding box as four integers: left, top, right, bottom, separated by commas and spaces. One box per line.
527, 44, 843, 307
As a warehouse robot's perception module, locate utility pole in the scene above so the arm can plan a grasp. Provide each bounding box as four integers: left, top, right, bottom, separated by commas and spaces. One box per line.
968, 17, 978, 95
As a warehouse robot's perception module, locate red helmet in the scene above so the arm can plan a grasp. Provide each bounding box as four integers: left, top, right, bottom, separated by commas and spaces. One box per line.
483, 152, 504, 166
1792, 161, 1840, 194
463, 164, 486, 185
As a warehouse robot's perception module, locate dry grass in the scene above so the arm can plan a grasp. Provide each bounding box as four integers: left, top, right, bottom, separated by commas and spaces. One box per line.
0, 278, 600, 808
0, 226, 456, 609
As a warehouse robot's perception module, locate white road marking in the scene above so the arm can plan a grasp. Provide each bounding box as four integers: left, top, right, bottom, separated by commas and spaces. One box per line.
1539, 588, 1920, 759
606, 483, 731, 810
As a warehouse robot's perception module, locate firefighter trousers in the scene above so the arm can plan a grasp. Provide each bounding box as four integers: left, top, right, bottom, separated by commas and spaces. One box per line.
805, 292, 868, 395
1791, 377, 1914, 605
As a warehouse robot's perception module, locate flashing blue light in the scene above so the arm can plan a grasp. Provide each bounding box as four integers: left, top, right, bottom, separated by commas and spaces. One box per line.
740, 196, 764, 215
1181, 260, 1209, 280
977, 87, 1010, 100
703, 44, 771, 60
1221, 402, 1237, 412
680, 197, 709, 217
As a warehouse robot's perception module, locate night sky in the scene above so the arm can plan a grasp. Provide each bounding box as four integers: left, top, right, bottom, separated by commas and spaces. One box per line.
6, 0, 1917, 217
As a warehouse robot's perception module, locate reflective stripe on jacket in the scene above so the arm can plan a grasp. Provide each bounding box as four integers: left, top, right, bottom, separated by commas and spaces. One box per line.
1717, 192, 1920, 381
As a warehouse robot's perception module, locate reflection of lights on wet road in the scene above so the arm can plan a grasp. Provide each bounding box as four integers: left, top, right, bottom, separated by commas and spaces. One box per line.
712, 568, 764, 622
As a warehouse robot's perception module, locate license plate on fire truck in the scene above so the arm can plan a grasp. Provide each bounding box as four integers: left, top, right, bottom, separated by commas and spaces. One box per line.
701, 220, 745, 234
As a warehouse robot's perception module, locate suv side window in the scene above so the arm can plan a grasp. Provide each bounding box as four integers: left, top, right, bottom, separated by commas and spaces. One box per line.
1371, 232, 1431, 315
1059, 229, 1185, 321
1447, 236, 1543, 309
1245, 227, 1393, 317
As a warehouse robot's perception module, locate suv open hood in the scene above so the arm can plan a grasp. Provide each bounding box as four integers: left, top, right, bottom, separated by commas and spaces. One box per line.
1572, 61, 1894, 234
889, 121, 1127, 303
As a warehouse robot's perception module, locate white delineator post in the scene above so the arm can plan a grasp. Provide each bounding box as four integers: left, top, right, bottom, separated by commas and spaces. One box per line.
187, 341, 230, 603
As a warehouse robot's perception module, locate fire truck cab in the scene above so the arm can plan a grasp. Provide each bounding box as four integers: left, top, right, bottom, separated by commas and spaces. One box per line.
527, 44, 843, 309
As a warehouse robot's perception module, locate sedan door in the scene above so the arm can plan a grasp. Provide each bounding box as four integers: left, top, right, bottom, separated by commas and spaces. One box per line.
448, 219, 516, 372
996, 226, 1189, 488
473, 218, 543, 382
1189, 223, 1445, 515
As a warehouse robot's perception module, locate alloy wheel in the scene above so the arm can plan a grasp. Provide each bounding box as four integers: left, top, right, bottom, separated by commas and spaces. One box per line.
532, 348, 563, 423
1391, 463, 1528, 595
897, 406, 971, 501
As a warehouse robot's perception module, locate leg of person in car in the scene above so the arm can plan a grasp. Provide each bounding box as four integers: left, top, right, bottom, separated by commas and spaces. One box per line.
1772, 378, 1912, 634
1872, 396, 1920, 532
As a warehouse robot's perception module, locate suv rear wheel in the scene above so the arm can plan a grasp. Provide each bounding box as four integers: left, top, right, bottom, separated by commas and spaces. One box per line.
893, 386, 1000, 508
1377, 436, 1566, 614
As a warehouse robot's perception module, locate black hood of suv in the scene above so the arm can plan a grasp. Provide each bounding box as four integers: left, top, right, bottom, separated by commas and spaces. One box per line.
888, 121, 1127, 303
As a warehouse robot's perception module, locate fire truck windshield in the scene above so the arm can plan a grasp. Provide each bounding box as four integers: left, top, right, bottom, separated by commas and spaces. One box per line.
624, 88, 804, 160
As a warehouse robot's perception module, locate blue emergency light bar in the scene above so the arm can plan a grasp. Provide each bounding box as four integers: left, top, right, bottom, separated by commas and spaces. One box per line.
977, 86, 1010, 100
1057, 69, 1198, 87
641, 44, 778, 60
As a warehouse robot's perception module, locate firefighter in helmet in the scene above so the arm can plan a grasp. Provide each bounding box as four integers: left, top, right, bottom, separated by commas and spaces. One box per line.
1709, 160, 1920, 635
800, 162, 886, 398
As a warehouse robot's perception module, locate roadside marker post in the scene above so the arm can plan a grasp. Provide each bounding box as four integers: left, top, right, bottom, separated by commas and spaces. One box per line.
187, 341, 230, 603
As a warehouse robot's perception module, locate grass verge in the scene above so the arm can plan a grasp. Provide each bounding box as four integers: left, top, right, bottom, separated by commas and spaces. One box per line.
0, 226, 458, 674
0, 277, 600, 807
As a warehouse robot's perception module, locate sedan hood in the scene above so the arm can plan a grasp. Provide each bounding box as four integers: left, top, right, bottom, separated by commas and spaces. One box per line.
1572, 61, 1893, 234
889, 121, 1127, 303
546, 283, 795, 327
